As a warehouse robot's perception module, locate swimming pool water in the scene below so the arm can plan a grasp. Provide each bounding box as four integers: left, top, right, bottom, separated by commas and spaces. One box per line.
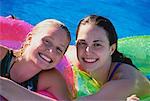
1, 0, 150, 44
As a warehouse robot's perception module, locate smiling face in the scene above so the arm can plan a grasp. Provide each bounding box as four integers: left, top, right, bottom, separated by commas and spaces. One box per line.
24, 21, 70, 70
76, 24, 115, 73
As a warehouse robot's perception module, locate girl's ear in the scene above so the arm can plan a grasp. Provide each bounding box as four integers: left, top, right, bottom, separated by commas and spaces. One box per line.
13, 32, 33, 58
110, 43, 116, 55
25, 32, 32, 46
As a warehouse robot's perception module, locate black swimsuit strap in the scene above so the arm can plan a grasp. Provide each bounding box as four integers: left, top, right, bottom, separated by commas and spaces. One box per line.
0, 50, 14, 78
0, 50, 39, 91
108, 62, 122, 81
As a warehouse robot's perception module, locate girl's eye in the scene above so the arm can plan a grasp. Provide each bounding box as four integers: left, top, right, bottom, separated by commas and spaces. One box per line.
43, 39, 52, 46
43, 39, 49, 44
56, 47, 63, 54
77, 41, 87, 47
45, 40, 49, 44
93, 43, 102, 47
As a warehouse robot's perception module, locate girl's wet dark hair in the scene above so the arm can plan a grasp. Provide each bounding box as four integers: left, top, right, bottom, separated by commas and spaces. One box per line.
10, 15, 16, 19
76, 15, 135, 67
6, 15, 16, 19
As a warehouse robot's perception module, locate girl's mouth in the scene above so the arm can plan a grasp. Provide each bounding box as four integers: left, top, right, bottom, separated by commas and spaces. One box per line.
39, 53, 53, 63
82, 58, 98, 63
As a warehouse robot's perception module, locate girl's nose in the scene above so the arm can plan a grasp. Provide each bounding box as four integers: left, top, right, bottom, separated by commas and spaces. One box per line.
47, 48, 53, 53
49, 49, 53, 53
85, 46, 90, 52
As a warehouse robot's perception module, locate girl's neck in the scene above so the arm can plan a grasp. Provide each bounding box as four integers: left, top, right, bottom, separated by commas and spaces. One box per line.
90, 58, 112, 85
10, 58, 41, 83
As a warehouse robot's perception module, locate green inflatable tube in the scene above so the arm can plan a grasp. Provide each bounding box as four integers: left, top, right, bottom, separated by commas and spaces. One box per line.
118, 35, 150, 79
118, 35, 150, 100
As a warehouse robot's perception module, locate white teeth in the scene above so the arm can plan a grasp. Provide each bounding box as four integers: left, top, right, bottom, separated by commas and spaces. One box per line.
84, 58, 96, 63
40, 54, 51, 62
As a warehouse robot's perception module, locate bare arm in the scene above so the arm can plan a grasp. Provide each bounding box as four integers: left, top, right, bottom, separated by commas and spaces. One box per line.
127, 95, 140, 101
37, 69, 71, 101
0, 77, 56, 101
76, 64, 150, 100
75, 79, 135, 101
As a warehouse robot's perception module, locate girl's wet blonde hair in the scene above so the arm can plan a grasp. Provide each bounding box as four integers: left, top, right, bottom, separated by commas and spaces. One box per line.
14, 19, 71, 58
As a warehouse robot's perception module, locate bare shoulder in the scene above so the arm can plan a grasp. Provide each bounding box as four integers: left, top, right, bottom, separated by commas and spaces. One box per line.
37, 69, 70, 100
113, 63, 150, 95
66, 45, 76, 58
0, 47, 8, 60
38, 68, 65, 82
66, 45, 79, 65
117, 63, 148, 80
112, 63, 138, 79
110, 63, 144, 82
37, 69, 66, 90
102, 63, 150, 98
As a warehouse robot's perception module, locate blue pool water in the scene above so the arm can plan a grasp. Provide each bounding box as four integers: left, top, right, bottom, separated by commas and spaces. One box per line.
1, 0, 150, 44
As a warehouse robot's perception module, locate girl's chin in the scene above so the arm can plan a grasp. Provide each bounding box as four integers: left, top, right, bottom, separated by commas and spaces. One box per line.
35, 58, 50, 67
83, 65, 98, 72
33, 61, 48, 70
84, 68, 93, 72
38, 64, 54, 70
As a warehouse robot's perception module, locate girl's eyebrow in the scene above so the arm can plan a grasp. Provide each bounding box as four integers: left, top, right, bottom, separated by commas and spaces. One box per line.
60, 44, 66, 49
78, 39, 86, 42
46, 37, 65, 50
93, 40, 104, 42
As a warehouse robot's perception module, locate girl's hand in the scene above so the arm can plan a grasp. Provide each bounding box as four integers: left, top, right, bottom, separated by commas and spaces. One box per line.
127, 95, 140, 101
